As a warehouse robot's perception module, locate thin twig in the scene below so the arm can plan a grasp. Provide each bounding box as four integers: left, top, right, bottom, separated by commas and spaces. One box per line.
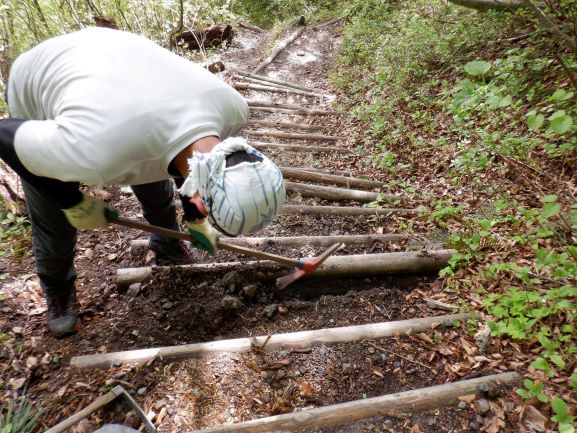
363, 340, 435, 372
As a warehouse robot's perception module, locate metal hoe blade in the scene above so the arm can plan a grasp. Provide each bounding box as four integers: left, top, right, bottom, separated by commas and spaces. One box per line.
276, 242, 342, 290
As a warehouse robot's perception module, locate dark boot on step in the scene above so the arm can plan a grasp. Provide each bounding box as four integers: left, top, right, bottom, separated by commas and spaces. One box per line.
46, 287, 80, 337
148, 240, 201, 266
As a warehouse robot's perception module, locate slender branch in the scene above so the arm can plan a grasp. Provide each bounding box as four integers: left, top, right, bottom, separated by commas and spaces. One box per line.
364, 340, 435, 372
551, 49, 577, 91
520, 0, 577, 52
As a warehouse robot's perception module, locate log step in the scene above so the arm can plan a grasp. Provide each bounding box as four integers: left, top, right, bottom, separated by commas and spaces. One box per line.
251, 141, 351, 153
286, 182, 400, 202
187, 372, 520, 433
246, 129, 342, 142
281, 205, 418, 216
234, 82, 326, 98
71, 311, 470, 369
129, 233, 412, 250
281, 167, 383, 189
248, 119, 325, 132
116, 249, 455, 287
236, 69, 316, 93
172, 201, 416, 216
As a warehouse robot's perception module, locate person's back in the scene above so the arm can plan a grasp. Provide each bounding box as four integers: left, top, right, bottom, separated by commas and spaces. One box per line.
8, 27, 248, 186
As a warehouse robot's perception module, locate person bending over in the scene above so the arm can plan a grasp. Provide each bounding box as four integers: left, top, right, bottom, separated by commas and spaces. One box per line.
0, 28, 285, 337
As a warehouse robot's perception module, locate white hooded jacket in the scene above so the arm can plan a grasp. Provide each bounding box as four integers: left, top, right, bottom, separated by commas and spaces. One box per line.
8, 28, 249, 186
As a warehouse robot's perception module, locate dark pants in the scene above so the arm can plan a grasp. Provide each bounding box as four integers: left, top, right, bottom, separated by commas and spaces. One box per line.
23, 179, 180, 298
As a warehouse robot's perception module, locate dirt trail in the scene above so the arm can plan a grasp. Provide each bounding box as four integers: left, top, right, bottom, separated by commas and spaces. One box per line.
0, 23, 509, 433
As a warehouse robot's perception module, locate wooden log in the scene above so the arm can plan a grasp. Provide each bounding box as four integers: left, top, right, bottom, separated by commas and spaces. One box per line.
253, 26, 306, 74
234, 82, 324, 98
286, 182, 399, 202
186, 373, 520, 433
281, 205, 419, 216
251, 141, 352, 153
281, 167, 383, 189
232, 75, 331, 98
235, 70, 316, 93
0, 165, 25, 213
130, 233, 410, 250
116, 249, 455, 287
238, 21, 263, 33
250, 106, 337, 116
287, 167, 352, 177
448, 0, 524, 10
44, 386, 123, 433
248, 119, 324, 132
246, 130, 341, 142
247, 100, 338, 116
71, 310, 469, 369
308, 18, 342, 30
245, 129, 344, 142
173, 200, 416, 216
175, 24, 233, 50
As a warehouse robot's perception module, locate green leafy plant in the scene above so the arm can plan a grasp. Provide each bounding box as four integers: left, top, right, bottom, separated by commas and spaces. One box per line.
0, 211, 31, 260
516, 378, 548, 403
551, 396, 575, 433
464, 60, 491, 81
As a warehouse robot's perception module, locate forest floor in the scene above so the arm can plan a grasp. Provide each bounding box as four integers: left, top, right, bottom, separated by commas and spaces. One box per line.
1, 21, 528, 433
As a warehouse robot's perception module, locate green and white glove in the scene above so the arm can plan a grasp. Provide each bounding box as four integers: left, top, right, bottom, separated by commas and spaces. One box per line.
62, 192, 109, 229
185, 218, 219, 256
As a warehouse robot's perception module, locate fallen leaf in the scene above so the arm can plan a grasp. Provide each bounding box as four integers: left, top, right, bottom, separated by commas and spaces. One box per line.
416, 333, 434, 345
25, 356, 38, 369
482, 415, 502, 433
41, 353, 51, 365
299, 380, 314, 399
437, 346, 453, 356
9, 377, 26, 390
262, 358, 293, 370
523, 405, 547, 432
458, 394, 476, 403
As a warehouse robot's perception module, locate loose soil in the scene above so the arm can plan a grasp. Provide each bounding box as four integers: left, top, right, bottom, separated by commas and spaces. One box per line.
0, 22, 520, 432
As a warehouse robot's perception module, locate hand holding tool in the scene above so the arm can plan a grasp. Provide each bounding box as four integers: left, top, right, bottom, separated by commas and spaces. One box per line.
107, 213, 341, 289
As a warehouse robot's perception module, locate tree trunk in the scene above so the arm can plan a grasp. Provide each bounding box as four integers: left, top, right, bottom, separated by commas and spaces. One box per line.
447, 0, 524, 10
0, 165, 25, 213
175, 24, 233, 50
253, 26, 306, 74
239, 21, 263, 33
71, 310, 469, 369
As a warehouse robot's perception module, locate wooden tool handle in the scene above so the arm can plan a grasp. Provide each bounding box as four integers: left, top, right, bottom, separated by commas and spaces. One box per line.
110, 216, 296, 267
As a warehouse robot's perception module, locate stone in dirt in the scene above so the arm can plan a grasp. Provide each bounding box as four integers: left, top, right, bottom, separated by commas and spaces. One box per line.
242, 283, 259, 297
222, 295, 243, 310
126, 283, 141, 297
475, 399, 491, 416
264, 304, 278, 318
